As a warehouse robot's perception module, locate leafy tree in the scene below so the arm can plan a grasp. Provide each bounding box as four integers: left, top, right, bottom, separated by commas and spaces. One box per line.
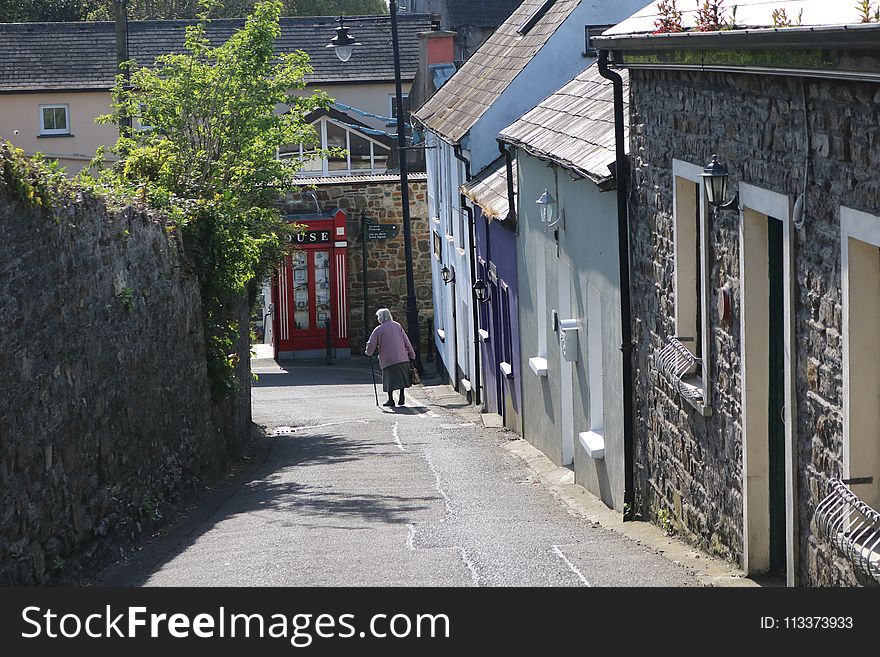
88, 0, 331, 398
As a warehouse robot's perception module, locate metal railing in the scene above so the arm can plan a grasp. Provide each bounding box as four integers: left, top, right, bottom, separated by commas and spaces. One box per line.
815, 477, 880, 583
655, 335, 703, 402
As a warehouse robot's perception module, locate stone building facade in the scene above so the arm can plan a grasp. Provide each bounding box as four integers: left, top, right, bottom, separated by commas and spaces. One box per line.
622, 59, 880, 586
303, 175, 433, 357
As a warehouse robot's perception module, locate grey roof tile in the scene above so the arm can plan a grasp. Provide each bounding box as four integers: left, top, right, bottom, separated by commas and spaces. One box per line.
498, 63, 628, 184
0, 14, 433, 92
461, 156, 516, 220
413, 0, 582, 143
446, 1, 522, 28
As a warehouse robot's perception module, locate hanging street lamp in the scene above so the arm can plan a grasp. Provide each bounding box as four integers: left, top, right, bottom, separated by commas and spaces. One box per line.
328, 5, 423, 373
327, 15, 360, 63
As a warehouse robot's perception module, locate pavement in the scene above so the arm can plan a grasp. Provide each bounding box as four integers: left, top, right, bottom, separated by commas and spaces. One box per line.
94, 349, 757, 587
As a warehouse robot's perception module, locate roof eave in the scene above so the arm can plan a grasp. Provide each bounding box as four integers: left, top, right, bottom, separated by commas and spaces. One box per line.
499, 135, 616, 188
594, 22, 880, 52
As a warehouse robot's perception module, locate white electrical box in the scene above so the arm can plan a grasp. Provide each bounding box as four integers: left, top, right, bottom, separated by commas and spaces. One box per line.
559, 319, 579, 362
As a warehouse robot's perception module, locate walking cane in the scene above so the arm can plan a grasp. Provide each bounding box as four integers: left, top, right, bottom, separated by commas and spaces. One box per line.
369, 355, 379, 406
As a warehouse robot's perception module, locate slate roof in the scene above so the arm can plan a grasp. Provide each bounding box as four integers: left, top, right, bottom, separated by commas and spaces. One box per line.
0, 14, 433, 93
413, 0, 583, 143
461, 156, 516, 221
446, 1, 523, 28
498, 64, 626, 186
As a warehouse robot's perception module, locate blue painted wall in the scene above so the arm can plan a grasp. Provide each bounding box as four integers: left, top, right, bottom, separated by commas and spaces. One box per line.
475, 206, 521, 434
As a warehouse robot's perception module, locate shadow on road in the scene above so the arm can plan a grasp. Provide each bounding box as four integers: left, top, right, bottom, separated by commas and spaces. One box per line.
92, 420, 430, 587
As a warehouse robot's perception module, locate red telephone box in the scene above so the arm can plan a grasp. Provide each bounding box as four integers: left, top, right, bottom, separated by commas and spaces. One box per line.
272, 208, 349, 359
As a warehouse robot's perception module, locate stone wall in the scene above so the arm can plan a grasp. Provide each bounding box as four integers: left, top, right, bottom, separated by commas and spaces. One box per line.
629, 68, 880, 585
0, 155, 247, 584
308, 178, 433, 356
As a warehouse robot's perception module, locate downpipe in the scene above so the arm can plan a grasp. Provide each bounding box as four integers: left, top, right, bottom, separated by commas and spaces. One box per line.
453, 144, 481, 407
598, 50, 636, 515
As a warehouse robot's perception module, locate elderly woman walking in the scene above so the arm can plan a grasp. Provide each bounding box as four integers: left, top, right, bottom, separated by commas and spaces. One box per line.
366, 308, 416, 407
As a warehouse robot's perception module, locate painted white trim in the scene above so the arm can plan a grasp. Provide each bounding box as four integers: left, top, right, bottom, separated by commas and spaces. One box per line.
841, 206, 880, 513
333, 241, 347, 248
478, 329, 490, 342
460, 377, 472, 392
578, 431, 606, 460
39, 104, 70, 135
528, 356, 548, 376
499, 361, 513, 378
738, 182, 796, 585
436, 328, 446, 342
671, 159, 711, 409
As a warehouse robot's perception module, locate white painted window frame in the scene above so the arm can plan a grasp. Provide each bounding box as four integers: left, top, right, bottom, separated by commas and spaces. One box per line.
841, 206, 880, 512
39, 104, 70, 136
286, 117, 390, 177
671, 159, 712, 414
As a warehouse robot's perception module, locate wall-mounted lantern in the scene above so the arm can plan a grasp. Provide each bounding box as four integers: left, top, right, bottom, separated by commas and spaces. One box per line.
536, 188, 558, 227
702, 154, 739, 210
326, 15, 361, 62
473, 278, 490, 303
441, 265, 455, 285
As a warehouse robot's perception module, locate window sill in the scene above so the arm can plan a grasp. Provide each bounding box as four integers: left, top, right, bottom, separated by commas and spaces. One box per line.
528, 356, 548, 377
578, 430, 605, 459
678, 375, 712, 417
478, 329, 489, 342
499, 361, 514, 379
456, 247, 466, 257
445, 234, 455, 242
432, 217, 441, 224
37, 133, 74, 139
436, 328, 446, 343
460, 377, 472, 392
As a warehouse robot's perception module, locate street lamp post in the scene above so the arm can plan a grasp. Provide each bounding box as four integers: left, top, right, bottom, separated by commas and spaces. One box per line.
329, 7, 423, 373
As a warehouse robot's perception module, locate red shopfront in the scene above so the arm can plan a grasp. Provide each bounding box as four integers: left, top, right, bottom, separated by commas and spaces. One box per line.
272, 208, 350, 359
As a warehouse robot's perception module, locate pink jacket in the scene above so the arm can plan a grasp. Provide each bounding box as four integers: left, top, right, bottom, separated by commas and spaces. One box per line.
365, 321, 415, 369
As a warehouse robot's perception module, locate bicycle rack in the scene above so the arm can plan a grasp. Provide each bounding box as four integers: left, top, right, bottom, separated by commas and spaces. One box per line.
655, 335, 703, 402
815, 478, 880, 583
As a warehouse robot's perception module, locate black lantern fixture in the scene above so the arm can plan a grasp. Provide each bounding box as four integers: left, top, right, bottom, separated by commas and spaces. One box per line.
326, 16, 360, 63
702, 154, 739, 209
441, 265, 455, 285
473, 278, 490, 303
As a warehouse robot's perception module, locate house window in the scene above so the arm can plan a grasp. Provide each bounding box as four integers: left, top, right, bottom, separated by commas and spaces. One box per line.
671, 159, 711, 408
136, 103, 153, 132
281, 117, 390, 176
389, 94, 411, 124
841, 207, 880, 512
39, 104, 70, 135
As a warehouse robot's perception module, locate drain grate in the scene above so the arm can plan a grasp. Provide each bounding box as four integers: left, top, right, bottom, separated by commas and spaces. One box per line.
271, 426, 296, 437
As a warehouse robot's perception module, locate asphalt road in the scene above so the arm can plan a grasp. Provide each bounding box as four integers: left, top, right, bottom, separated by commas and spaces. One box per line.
97, 356, 703, 587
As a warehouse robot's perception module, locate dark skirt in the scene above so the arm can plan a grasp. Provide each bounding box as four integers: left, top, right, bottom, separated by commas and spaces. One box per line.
382, 361, 412, 392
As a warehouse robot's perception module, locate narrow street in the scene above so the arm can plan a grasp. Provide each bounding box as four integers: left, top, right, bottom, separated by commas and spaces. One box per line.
95, 353, 737, 587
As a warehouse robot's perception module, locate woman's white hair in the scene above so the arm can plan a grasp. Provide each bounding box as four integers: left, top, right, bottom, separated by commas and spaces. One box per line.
376, 308, 393, 323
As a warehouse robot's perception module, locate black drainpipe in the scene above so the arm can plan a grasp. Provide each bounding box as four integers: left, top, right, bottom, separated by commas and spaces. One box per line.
498, 139, 517, 225
453, 144, 480, 407
598, 50, 635, 515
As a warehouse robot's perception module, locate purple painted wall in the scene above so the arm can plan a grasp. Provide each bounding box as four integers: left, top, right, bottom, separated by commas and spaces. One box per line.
475, 207, 521, 433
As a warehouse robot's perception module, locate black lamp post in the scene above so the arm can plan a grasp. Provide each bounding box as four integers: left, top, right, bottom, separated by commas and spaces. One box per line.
329, 6, 422, 373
